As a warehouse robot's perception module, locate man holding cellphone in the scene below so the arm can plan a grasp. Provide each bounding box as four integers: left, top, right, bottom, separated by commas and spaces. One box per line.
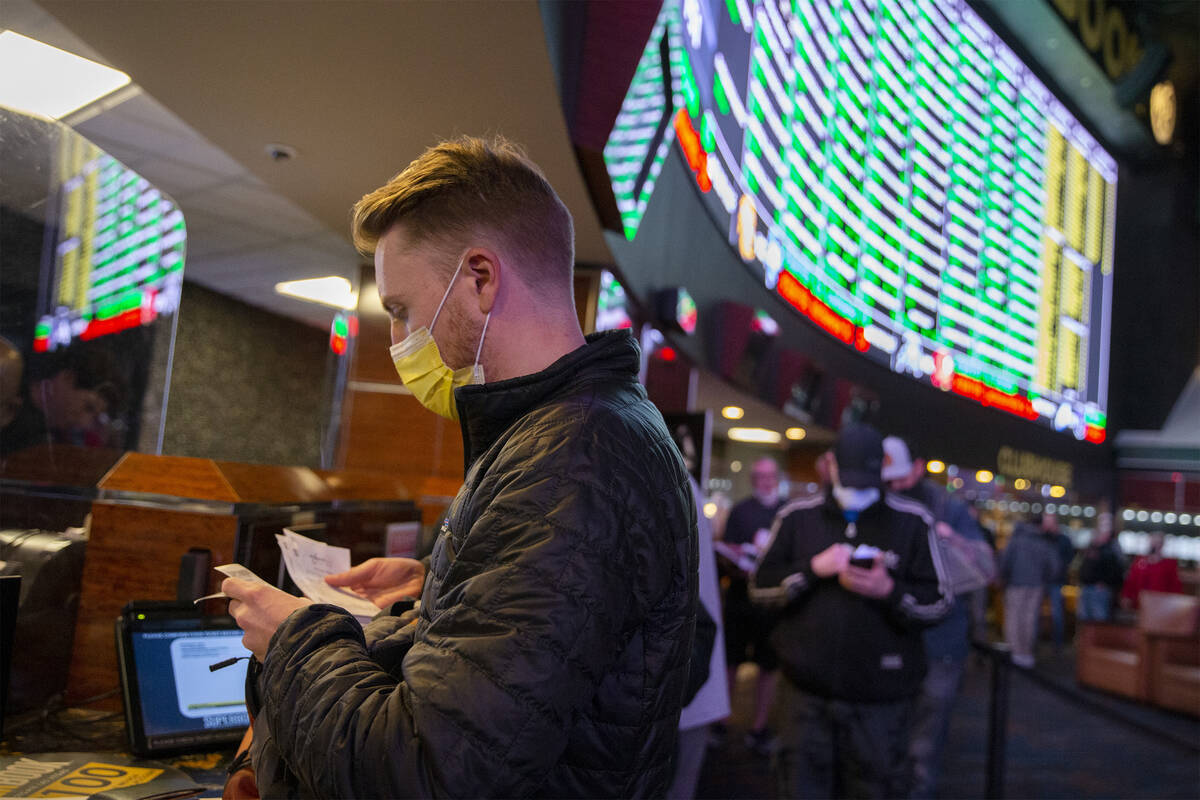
751, 423, 951, 798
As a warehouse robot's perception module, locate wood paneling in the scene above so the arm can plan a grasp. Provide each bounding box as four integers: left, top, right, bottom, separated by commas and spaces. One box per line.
313, 468, 413, 501
66, 502, 238, 707
215, 461, 332, 504
339, 390, 463, 478
99, 453, 239, 501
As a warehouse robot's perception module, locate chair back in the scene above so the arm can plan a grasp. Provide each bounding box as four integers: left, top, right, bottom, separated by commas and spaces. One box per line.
1138, 591, 1200, 637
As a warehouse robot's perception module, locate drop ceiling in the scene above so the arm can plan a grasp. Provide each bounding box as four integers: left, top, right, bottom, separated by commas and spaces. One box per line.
12, 0, 612, 331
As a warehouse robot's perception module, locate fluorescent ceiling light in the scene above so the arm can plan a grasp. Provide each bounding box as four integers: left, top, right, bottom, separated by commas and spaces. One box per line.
727, 427, 782, 444
275, 276, 357, 309
0, 31, 131, 119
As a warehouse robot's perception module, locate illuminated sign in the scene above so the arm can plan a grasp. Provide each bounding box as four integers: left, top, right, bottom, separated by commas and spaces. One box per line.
604, 0, 1116, 442
34, 136, 186, 352
329, 312, 358, 355
997, 446, 1074, 488
1049, 0, 1144, 82
595, 270, 634, 331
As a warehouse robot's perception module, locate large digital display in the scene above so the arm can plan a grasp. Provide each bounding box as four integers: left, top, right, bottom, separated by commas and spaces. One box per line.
33, 134, 186, 352
604, 0, 1117, 442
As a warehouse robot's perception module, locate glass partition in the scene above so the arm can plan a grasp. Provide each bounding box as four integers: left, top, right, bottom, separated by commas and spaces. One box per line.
0, 105, 184, 474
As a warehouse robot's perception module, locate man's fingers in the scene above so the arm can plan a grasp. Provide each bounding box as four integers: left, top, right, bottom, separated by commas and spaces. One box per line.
325, 559, 378, 586
221, 577, 255, 599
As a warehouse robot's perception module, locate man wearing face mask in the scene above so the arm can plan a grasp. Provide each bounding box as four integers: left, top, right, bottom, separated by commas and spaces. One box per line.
750, 423, 951, 798
881, 436, 994, 799
221, 136, 697, 798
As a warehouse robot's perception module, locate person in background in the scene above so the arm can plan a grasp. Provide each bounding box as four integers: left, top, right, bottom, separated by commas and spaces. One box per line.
881, 436, 994, 800
1000, 513, 1061, 668
1076, 512, 1125, 622
668, 462, 731, 799
752, 423, 951, 798
1121, 531, 1183, 609
0, 344, 122, 455
1044, 513, 1075, 652
715, 457, 784, 756
221, 136, 697, 798
966, 502, 997, 641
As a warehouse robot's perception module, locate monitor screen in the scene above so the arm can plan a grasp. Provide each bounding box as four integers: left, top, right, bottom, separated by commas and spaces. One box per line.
118, 613, 250, 755
603, 0, 1117, 443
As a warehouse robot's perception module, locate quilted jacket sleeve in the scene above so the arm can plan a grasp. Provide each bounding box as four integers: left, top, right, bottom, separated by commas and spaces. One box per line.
254, 417, 685, 798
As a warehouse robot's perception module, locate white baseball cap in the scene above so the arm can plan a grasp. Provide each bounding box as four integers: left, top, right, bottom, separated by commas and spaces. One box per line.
881, 436, 914, 481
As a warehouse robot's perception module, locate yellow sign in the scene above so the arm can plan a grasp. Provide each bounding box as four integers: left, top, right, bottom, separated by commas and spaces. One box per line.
997, 447, 1074, 489
1050, 0, 1144, 81
20, 762, 162, 798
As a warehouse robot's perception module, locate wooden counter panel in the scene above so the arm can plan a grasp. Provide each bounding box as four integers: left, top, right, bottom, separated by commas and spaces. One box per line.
98, 453, 239, 502
66, 502, 238, 707
216, 461, 333, 504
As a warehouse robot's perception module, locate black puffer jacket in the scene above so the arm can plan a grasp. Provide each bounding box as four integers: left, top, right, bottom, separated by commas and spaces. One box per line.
250, 331, 698, 798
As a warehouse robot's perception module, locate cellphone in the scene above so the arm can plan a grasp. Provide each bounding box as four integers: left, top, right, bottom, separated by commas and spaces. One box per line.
849, 544, 881, 569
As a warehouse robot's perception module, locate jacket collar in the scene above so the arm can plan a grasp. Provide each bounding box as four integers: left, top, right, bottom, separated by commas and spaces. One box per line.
454, 330, 642, 473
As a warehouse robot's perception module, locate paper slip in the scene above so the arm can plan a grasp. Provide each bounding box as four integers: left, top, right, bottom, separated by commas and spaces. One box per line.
276, 528, 379, 623
215, 563, 268, 583
193, 564, 270, 602
714, 541, 757, 573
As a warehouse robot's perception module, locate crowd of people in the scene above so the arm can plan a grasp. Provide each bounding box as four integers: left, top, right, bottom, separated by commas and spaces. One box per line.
699, 425, 1189, 799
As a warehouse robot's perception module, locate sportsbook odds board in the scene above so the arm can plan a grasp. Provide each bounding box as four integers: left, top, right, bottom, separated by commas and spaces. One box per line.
604, 0, 1116, 443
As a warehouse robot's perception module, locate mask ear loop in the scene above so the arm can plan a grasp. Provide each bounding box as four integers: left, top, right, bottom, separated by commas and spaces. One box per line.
473, 312, 491, 368
429, 252, 469, 335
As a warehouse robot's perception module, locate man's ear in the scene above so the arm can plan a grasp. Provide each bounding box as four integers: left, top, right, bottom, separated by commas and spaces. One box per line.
464, 248, 501, 314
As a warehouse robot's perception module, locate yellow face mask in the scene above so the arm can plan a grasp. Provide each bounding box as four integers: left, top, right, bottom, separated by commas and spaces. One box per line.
388, 254, 490, 422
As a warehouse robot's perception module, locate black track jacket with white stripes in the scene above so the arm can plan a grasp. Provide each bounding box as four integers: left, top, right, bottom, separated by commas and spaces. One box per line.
750, 490, 952, 702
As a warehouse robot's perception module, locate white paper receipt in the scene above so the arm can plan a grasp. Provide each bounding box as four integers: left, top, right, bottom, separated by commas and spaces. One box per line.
215, 563, 269, 584
276, 528, 379, 623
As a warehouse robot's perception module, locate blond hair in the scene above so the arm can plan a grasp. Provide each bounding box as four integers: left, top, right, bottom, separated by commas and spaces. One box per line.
352, 136, 575, 290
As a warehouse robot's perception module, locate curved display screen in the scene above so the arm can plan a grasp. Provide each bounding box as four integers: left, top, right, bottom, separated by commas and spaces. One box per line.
603, 0, 1117, 443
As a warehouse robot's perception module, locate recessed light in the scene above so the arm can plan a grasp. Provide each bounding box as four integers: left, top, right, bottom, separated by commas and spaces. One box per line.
721, 405, 744, 420
0, 31, 131, 118
275, 276, 357, 309
785, 427, 806, 441
727, 427, 782, 444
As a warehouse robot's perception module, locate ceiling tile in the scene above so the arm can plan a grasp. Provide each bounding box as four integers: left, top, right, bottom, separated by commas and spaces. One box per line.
127, 155, 229, 197
181, 221, 279, 261
182, 180, 326, 239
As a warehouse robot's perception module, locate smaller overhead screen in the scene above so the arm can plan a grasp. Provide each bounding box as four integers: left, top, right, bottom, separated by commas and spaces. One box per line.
603, 0, 1117, 443
34, 134, 185, 352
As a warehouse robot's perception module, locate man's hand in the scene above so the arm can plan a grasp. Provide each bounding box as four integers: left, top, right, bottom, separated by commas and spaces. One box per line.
935, 521, 956, 540
811, 543, 851, 577
223, 577, 313, 661
839, 557, 895, 598
324, 557, 426, 608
